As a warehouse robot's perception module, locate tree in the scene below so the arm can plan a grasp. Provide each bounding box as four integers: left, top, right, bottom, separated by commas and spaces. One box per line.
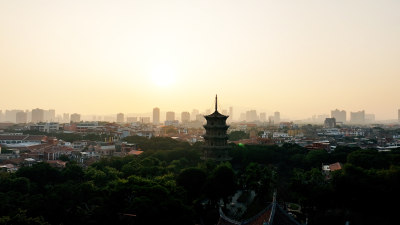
177, 168, 207, 201
228, 131, 249, 141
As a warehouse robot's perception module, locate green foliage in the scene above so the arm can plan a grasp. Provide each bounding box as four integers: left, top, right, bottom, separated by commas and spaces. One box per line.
228, 131, 249, 141
1, 137, 400, 225
177, 168, 207, 200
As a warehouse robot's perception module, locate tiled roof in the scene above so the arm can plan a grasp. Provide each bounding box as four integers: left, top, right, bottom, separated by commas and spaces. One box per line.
329, 162, 342, 171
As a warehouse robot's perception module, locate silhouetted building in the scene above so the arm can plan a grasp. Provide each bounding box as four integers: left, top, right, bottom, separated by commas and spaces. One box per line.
32, 108, 44, 123
181, 111, 190, 123
350, 110, 365, 124
324, 118, 336, 128
202, 95, 231, 161
153, 107, 160, 124
16, 111, 27, 124
166, 111, 175, 121
331, 109, 346, 123
70, 113, 81, 123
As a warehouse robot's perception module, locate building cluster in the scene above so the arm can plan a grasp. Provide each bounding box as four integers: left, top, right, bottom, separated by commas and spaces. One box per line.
0, 108, 80, 124
0, 131, 142, 172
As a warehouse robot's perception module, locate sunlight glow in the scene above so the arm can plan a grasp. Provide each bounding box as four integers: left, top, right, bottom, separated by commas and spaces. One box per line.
150, 64, 177, 87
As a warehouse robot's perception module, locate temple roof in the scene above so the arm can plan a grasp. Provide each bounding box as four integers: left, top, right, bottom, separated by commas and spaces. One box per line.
205, 110, 229, 119
204, 94, 229, 119
217, 192, 301, 225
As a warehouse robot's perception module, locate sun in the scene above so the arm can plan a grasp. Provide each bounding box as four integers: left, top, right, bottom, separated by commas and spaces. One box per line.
150, 64, 177, 87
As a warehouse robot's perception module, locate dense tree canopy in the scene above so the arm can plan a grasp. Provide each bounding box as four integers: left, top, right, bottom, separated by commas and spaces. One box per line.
1, 135, 399, 225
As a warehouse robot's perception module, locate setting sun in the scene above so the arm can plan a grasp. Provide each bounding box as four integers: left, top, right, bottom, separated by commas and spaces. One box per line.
150, 64, 177, 87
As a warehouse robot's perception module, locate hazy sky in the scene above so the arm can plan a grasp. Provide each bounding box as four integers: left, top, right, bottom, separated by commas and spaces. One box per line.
1, 0, 400, 120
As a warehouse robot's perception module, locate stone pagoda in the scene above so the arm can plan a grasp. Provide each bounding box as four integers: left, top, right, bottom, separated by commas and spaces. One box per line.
202, 95, 231, 161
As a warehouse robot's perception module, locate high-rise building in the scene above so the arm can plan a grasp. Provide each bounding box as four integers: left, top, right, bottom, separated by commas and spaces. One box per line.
117, 113, 125, 123
166, 111, 175, 121
350, 110, 365, 124
192, 109, 199, 121
63, 113, 70, 123
70, 113, 81, 123
274, 111, 280, 123
324, 118, 336, 128
16, 111, 27, 124
181, 111, 190, 123
246, 110, 258, 122
202, 95, 230, 161
229, 107, 233, 121
153, 107, 160, 124
32, 108, 44, 123
260, 113, 267, 122
331, 109, 346, 123
5, 110, 21, 123
398, 109, 400, 123
44, 109, 56, 122
0, 110, 3, 122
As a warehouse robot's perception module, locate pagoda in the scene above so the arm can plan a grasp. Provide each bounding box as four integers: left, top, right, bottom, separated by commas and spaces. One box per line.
202, 95, 231, 161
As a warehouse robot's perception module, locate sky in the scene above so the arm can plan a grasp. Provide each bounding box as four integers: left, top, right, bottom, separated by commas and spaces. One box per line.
1, 0, 400, 120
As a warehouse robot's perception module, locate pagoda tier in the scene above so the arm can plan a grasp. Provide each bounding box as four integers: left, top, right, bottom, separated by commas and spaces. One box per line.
202, 95, 231, 161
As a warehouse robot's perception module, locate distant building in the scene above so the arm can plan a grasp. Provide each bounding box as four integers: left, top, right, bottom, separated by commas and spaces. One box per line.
260, 112, 267, 122
191, 109, 199, 121
350, 110, 365, 124
166, 111, 175, 121
246, 110, 258, 122
32, 108, 45, 123
365, 114, 375, 123
30, 122, 59, 133
181, 111, 190, 123
331, 109, 346, 123
274, 111, 280, 123
116, 113, 124, 123
153, 107, 160, 124
45, 109, 56, 122
164, 120, 179, 126
229, 107, 233, 121
127, 117, 137, 123
324, 118, 336, 128
63, 113, 70, 123
139, 117, 150, 124
398, 109, 400, 123
16, 111, 27, 124
70, 113, 81, 123
195, 114, 205, 123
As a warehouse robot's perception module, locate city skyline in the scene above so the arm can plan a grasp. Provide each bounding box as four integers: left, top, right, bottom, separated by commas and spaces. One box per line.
1, 105, 399, 123
1, 1, 400, 120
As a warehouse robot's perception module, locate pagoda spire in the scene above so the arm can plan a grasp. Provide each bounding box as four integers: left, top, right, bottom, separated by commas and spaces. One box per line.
215, 94, 218, 112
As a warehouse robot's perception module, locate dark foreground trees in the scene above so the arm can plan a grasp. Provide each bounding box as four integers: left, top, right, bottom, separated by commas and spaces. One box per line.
1, 137, 400, 225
